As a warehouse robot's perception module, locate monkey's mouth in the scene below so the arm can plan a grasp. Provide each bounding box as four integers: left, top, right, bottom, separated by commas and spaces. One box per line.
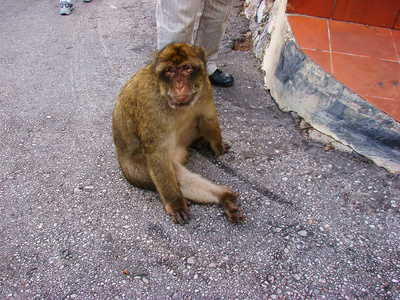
167, 93, 198, 109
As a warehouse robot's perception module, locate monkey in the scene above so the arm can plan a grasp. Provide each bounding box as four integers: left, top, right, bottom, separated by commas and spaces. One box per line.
112, 43, 243, 225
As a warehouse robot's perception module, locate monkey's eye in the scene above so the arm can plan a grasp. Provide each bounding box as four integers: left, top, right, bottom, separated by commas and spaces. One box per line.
181, 65, 193, 74
165, 67, 175, 74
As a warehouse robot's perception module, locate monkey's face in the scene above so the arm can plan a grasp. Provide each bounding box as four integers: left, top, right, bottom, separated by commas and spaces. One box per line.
154, 43, 208, 109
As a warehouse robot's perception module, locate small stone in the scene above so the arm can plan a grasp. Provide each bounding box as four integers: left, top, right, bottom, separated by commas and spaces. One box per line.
208, 262, 216, 268
187, 257, 196, 265
82, 185, 94, 191
331, 141, 353, 153
267, 275, 275, 284
48, 257, 56, 264
172, 291, 179, 300
262, 281, 269, 287
299, 119, 312, 130
298, 230, 308, 237
308, 129, 334, 144
142, 277, 149, 284
292, 274, 301, 281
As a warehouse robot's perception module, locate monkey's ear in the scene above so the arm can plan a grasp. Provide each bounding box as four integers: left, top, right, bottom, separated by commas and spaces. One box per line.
196, 46, 207, 65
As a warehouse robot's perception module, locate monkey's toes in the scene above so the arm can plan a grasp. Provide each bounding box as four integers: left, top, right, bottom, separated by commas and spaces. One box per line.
171, 209, 190, 225
220, 191, 243, 223
222, 141, 231, 152
227, 207, 244, 223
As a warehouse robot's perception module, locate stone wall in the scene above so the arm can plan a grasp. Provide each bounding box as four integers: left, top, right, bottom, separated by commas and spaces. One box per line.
243, 0, 400, 173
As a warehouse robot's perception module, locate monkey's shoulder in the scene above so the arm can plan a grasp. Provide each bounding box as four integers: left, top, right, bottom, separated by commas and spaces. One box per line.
125, 64, 156, 90
118, 65, 158, 103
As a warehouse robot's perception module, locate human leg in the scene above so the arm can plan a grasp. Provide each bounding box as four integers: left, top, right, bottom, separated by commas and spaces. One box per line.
156, 0, 201, 50
193, 0, 234, 73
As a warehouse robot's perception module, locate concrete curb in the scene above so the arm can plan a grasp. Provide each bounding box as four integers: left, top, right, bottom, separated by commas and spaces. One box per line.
245, 0, 400, 173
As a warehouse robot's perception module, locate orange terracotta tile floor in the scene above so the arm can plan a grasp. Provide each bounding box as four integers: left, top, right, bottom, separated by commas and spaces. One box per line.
287, 14, 400, 122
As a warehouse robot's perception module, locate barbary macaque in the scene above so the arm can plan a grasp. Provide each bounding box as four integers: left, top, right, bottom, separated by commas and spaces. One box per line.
112, 43, 243, 225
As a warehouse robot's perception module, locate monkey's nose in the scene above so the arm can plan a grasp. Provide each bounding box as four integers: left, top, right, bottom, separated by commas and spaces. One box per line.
175, 82, 185, 92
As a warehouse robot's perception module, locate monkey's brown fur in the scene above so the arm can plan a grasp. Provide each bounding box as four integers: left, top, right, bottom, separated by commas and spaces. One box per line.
112, 43, 243, 224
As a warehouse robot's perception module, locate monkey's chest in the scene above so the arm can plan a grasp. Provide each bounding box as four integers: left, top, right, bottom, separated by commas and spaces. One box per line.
174, 116, 200, 149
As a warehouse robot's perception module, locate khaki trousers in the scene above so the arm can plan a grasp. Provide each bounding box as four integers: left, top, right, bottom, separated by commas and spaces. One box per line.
156, 0, 234, 75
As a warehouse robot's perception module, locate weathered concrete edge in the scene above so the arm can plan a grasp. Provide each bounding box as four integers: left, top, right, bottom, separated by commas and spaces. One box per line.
245, 0, 400, 173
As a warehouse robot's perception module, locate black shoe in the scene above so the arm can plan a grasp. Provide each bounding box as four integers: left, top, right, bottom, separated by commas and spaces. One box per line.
209, 69, 234, 87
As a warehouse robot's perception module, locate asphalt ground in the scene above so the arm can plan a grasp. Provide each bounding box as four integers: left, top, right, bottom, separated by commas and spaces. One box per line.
0, 0, 399, 299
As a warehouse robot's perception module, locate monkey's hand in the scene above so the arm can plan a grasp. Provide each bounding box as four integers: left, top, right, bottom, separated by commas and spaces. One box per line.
164, 196, 191, 225
211, 141, 231, 157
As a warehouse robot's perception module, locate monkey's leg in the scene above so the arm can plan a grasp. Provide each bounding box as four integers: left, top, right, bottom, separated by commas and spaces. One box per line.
198, 115, 230, 156
173, 162, 243, 223
115, 149, 157, 190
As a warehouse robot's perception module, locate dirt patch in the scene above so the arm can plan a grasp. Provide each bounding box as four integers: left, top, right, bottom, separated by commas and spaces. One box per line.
233, 31, 253, 51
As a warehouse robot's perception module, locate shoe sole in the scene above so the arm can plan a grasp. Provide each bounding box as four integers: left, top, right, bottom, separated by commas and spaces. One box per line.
209, 79, 234, 87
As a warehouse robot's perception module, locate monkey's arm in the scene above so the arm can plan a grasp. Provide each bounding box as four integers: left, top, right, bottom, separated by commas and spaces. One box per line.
198, 113, 230, 156
145, 150, 190, 225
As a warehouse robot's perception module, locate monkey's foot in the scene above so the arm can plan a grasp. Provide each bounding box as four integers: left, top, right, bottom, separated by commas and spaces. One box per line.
171, 209, 190, 225
191, 138, 231, 156
220, 192, 244, 223
211, 141, 231, 156
164, 196, 191, 225
190, 137, 209, 150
